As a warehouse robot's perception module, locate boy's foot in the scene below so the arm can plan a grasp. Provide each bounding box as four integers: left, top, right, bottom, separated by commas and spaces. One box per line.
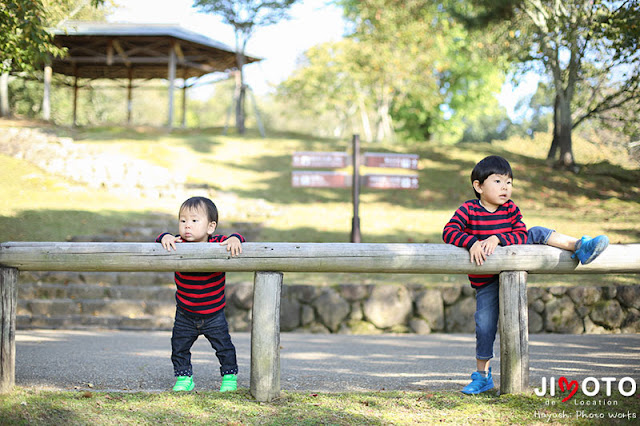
573, 235, 609, 265
461, 368, 494, 395
173, 376, 194, 391
220, 374, 237, 392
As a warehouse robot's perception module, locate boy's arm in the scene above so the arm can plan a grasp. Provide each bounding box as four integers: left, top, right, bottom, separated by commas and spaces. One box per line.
443, 211, 489, 264
156, 232, 182, 251
442, 204, 479, 250
155, 232, 172, 243
216, 233, 245, 257
228, 233, 246, 243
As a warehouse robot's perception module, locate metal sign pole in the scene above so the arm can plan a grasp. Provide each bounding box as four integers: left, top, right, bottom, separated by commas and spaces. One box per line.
351, 134, 362, 243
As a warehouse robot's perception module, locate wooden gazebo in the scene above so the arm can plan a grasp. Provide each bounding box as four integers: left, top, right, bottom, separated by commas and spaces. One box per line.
46, 22, 260, 127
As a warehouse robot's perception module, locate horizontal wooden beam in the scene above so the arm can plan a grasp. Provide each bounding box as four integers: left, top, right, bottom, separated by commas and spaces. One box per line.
1, 242, 638, 274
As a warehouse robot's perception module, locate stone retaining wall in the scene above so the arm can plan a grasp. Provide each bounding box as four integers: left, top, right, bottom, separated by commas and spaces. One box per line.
224, 283, 640, 335
15, 271, 640, 333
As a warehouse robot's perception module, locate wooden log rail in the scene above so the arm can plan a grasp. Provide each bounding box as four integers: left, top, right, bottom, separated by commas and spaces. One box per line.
1, 242, 639, 400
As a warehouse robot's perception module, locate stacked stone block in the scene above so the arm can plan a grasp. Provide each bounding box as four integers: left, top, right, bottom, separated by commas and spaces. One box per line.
17, 272, 639, 334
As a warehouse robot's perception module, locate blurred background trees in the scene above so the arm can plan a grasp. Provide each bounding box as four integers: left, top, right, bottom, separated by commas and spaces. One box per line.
1, 0, 639, 169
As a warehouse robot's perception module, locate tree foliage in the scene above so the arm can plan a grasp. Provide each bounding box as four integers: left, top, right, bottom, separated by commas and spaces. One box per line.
1, 0, 61, 73
1, 0, 107, 73
193, 0, 301, 134
449, 0, 640, 168
279, 0, 508, 143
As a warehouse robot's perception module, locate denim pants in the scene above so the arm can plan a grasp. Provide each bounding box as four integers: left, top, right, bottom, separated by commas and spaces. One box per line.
526, 226, 554, 245
474, 226, 553, 360
171, 307, 238, 377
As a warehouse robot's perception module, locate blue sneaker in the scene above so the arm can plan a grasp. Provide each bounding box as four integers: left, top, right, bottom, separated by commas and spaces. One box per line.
572, 235, 609, 265
462, 367, 494, 395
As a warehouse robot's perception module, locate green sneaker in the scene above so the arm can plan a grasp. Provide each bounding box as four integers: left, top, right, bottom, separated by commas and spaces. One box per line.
220, 374, 237, 392
173, 376, 194, 391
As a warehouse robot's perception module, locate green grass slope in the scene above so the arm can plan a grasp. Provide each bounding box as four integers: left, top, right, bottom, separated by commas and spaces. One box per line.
1, 119, 639, 287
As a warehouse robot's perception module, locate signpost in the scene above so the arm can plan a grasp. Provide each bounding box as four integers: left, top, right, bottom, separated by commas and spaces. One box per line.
292, 152, 349, 169
351, 135, 362, 243
291, 171, 350, 188
292, 135, 419, 242
363, 152, 419, 170
364, 174, 419, 190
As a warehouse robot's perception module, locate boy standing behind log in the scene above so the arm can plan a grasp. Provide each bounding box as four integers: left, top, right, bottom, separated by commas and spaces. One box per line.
157, 196, 244, 392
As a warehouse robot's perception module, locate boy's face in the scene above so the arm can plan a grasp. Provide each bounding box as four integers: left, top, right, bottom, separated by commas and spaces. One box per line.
473, 173, 512, 212
178, 206, 216, 242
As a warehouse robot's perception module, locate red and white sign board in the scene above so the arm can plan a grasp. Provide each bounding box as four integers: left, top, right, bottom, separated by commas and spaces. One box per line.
292, 171, 351, 188
292, 151, 349, 169
364, 152, 419, 170
364, 174, 419, 189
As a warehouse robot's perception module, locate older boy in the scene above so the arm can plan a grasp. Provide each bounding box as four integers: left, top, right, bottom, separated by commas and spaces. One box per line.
443, 155, 608, 394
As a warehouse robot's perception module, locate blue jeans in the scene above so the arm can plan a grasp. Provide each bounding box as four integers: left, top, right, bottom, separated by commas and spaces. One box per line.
171, 307, 238, 377
475, 279, 499, 360
474, 226, 554, 360
526, 226, 554, 245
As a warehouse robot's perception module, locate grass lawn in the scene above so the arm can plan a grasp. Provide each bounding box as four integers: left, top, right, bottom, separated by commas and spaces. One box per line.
1, 387, 638, 425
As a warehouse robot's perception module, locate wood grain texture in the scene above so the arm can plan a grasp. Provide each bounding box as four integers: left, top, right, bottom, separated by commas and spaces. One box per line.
499, 271, 529, 394
250, 271, 283, 402
0, 267, 17, 393
1, 242, 638, 273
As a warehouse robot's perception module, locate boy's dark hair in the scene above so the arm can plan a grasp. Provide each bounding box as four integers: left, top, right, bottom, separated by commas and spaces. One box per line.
179, 196, 218, 223
470, 155, 513, 199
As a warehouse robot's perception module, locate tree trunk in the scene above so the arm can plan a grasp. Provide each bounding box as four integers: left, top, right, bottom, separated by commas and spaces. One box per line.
375, 96, 393, 142
358, 97, 372, 142
556, 96, 575, 169
546, 94, 560, 163
548, 91, 575, 170
235, 54, 247, 135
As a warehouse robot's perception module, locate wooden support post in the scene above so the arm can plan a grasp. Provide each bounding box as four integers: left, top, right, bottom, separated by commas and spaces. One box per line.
0, 267, 18, 393
0, 72, 9, 118
127, 68, 133, 125
167, 46, 176, 130
250, 271, 282, 402
499, 270, 529, 394
42, 63, 52, 121
181, 69, 187, 129
72, 73, 79, 127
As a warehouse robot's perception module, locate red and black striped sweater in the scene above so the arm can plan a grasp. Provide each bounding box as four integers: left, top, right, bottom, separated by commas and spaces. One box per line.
442, 199, 527, 287
156, 232, 245, 316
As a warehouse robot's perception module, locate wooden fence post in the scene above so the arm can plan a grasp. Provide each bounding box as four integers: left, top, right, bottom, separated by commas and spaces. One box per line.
250, 271, 283, 402
499, 270, 529, 394
1, 267, 18, 393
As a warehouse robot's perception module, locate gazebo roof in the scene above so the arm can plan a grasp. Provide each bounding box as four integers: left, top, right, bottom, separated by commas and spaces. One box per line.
51, 22, 261, 80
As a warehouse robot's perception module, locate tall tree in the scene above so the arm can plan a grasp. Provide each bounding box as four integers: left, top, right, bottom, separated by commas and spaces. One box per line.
193, 0, 300, 134
450, 0, 640, 169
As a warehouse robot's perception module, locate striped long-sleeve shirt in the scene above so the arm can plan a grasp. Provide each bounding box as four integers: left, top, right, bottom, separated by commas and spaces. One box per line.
442, 199, 527, 287
156, 232, 245, 316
